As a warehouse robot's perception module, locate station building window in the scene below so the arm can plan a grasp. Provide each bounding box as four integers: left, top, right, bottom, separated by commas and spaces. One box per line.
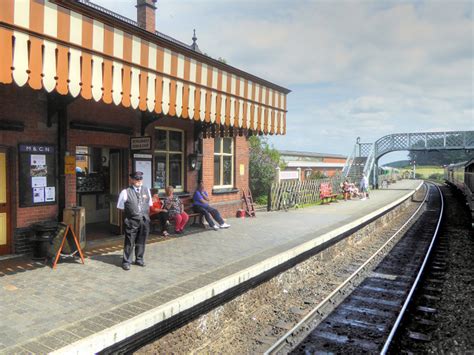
154, 128, 184, 192
214, 137, 234, 188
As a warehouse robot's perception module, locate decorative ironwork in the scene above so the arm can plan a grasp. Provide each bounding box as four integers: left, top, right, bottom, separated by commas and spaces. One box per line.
344, 130, 474, 186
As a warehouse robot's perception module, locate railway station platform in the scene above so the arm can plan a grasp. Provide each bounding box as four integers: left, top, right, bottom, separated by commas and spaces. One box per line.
0, 180, 423, 354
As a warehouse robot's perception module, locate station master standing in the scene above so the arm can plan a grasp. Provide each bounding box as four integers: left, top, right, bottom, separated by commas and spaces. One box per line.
117, 171, 153, 270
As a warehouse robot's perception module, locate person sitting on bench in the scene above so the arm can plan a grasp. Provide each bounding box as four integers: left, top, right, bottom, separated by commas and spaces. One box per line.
150, 194, 169, 237
193, 181, 230, 230
164, 186, 189, 234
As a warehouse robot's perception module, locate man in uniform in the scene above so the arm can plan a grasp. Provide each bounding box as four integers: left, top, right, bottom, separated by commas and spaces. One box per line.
117, 171, 152, 270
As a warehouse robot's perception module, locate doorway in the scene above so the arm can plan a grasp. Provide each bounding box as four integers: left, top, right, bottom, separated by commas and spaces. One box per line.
0, 148, 11, 255
75, 146, 126, 239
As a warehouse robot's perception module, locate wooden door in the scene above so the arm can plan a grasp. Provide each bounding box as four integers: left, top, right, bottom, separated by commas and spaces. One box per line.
0, 149, 11, 255
109, 149, 124, 234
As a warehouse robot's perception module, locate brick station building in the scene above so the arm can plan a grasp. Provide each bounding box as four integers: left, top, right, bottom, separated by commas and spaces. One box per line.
0, 0, 290, 255
279, 150, 346, 180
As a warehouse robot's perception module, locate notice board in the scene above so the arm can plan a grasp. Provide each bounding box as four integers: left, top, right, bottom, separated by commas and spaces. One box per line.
18, 144, 57, 207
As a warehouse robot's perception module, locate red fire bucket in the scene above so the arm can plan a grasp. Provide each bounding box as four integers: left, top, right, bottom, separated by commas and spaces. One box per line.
236, 209, 246, 219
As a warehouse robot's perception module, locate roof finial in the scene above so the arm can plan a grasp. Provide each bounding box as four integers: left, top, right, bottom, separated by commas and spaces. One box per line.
191, 29, 201, 53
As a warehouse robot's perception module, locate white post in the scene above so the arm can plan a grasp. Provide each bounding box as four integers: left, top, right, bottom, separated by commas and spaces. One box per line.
275, 166, 281, 183
297, 167, 301, 182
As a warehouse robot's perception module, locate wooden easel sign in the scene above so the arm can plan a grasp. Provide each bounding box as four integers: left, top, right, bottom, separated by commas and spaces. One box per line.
52, 223, 85, 269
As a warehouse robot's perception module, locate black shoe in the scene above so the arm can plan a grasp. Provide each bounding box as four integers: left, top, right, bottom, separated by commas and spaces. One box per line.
134, 261, 146, 267
122, 264, 131, 271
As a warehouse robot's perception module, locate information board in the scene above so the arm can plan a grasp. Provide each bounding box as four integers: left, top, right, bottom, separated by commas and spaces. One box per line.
18, 144, 57, 207
133, 154, 152, 189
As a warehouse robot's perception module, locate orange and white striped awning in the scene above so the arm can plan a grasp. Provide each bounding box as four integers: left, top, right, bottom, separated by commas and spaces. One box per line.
0, 0, 289, 135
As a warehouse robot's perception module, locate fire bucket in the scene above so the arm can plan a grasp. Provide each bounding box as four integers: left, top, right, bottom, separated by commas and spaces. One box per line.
236, 209, 246, 219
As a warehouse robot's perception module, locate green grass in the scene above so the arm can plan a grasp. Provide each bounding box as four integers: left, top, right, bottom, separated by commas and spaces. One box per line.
401, 165, 444, 179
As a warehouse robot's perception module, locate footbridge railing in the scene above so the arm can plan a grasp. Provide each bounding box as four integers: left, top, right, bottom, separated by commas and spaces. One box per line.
344, 130, 474, 187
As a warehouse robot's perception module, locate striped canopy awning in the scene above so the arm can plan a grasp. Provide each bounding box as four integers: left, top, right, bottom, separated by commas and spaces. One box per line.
0, 0, 289, 135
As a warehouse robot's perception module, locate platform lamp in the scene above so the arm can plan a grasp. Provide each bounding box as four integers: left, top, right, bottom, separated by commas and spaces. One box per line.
188, 153, 197, 170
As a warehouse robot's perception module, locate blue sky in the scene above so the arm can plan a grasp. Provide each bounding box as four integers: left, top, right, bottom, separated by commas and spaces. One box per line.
94, 0, 473, 163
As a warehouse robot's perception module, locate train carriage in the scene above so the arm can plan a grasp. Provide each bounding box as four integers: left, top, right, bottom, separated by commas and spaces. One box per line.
445, 159, 474, 224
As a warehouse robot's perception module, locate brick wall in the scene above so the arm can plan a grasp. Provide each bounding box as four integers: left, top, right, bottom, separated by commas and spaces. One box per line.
201, 135, 249, 218
0, 84, 251, 253
323, 157, 346, 164
0, 85, 59, 231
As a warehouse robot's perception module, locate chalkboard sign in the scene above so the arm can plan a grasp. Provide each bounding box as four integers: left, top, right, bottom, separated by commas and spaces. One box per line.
18, 144, 57, 207
49, 222, 77, 256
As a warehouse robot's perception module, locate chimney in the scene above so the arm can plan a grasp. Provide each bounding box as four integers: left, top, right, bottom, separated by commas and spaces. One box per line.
136, 0, 157, 33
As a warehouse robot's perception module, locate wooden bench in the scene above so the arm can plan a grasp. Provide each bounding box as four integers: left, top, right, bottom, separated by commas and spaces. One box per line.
150, 195, 204, 234
319, 183, 338, 204
180, 196, 204, 227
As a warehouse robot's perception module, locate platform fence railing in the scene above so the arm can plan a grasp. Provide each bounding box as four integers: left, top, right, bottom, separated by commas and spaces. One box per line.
269, 175, 345, 211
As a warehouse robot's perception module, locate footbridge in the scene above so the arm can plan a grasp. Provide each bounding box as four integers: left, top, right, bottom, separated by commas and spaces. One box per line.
343, 130, 474, 186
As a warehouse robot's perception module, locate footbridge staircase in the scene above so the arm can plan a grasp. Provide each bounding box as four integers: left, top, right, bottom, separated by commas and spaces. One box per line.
342, 130, 474, 187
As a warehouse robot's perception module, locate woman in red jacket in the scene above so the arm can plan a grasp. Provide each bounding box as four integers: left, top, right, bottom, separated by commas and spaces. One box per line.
150, 194, 170, 237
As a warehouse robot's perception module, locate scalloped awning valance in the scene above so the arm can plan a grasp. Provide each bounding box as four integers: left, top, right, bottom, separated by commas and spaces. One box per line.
0, 0, 289, 135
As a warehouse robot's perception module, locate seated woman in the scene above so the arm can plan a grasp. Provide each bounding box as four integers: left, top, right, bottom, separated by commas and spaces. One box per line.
193, 181, 230, 230
348, 183, 360, 198
342, 180, 351, 201
149, 194, 169, 237
163, 186, 189, 234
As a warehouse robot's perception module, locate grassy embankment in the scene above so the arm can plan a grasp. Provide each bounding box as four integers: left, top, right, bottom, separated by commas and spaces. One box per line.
400, 165, 445, 180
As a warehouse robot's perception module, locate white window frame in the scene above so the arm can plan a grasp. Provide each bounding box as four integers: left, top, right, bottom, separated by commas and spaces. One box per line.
213, 137, 234, 188
154, 127, 185, 193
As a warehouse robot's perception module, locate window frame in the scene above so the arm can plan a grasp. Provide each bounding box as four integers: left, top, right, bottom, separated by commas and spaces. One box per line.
213, 137, 234, 188
153, 127, 185, 193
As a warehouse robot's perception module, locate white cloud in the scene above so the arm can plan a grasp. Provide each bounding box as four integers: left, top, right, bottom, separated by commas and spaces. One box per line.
93, 0, 473, 159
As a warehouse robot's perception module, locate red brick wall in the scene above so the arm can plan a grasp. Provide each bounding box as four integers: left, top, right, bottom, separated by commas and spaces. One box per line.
66, 98, 140, 206
1, 83, 251, 243
201, 135, 249, 218
0, 85, 58, 228
323, 157, 346, 164
137, 0, 156, 33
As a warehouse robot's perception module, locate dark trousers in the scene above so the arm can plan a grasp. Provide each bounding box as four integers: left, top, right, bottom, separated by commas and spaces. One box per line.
150, 211, 169, 232
123, 217, 149, 266
194, 205, 224, 227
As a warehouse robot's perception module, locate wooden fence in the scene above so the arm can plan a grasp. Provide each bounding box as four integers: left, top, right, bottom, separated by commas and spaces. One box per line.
268, 176, 344, 211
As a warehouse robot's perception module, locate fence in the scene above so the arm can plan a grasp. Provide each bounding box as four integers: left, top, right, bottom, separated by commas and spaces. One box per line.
377, 173, 401, 188
268, 176, 344, 211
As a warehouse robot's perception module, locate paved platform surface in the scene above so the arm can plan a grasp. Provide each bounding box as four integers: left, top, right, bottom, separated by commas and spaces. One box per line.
0, 180, 422, 354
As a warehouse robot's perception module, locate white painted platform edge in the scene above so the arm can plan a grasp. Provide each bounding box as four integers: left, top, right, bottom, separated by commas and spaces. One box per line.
52, 181, 423, 355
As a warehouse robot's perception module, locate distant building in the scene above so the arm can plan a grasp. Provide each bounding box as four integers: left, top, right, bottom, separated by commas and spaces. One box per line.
279, 150, 346, 181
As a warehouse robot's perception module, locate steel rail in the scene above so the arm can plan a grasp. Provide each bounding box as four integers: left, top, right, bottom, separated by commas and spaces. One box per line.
265, 183, 430, 355
380, 183, 444, 354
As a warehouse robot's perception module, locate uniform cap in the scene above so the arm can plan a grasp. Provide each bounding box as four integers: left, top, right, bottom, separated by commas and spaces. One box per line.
130, 171, 144, 180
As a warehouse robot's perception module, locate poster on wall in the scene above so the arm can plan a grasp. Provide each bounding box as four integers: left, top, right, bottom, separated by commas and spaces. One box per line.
45, 187, 56, 202
133, 154, 153, 189
33, 187, 45, 203
18, 144, 56, 207
32, 176, 47, 188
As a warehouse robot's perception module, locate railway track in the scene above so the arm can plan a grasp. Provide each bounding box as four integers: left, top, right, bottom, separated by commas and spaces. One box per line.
266, 182, 444, 354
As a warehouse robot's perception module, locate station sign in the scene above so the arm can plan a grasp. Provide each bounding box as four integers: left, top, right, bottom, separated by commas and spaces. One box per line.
130, 136, 151, 151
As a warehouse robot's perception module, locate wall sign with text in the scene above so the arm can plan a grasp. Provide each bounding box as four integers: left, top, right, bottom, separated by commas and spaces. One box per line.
18, 144, 57, 207
130, 136, 151, 151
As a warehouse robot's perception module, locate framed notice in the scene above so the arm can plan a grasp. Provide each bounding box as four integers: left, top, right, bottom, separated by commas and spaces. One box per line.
18, 144, 57, 207
133, 154, 152, 188
130, 136, 151, 151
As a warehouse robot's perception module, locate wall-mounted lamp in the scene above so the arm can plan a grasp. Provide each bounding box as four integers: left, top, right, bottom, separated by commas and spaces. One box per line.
188, 153, 198, 170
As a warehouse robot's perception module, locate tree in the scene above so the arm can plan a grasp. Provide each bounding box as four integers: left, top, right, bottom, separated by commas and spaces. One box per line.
408, 150, 472, 165
248, 136, 281, 199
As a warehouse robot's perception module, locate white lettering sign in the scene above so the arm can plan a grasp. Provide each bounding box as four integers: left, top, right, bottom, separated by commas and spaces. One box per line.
130, 137, 151, 151
279, 170, 299, 180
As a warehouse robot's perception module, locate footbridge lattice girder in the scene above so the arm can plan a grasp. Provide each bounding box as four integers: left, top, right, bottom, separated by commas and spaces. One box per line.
342, 130, 474, 186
